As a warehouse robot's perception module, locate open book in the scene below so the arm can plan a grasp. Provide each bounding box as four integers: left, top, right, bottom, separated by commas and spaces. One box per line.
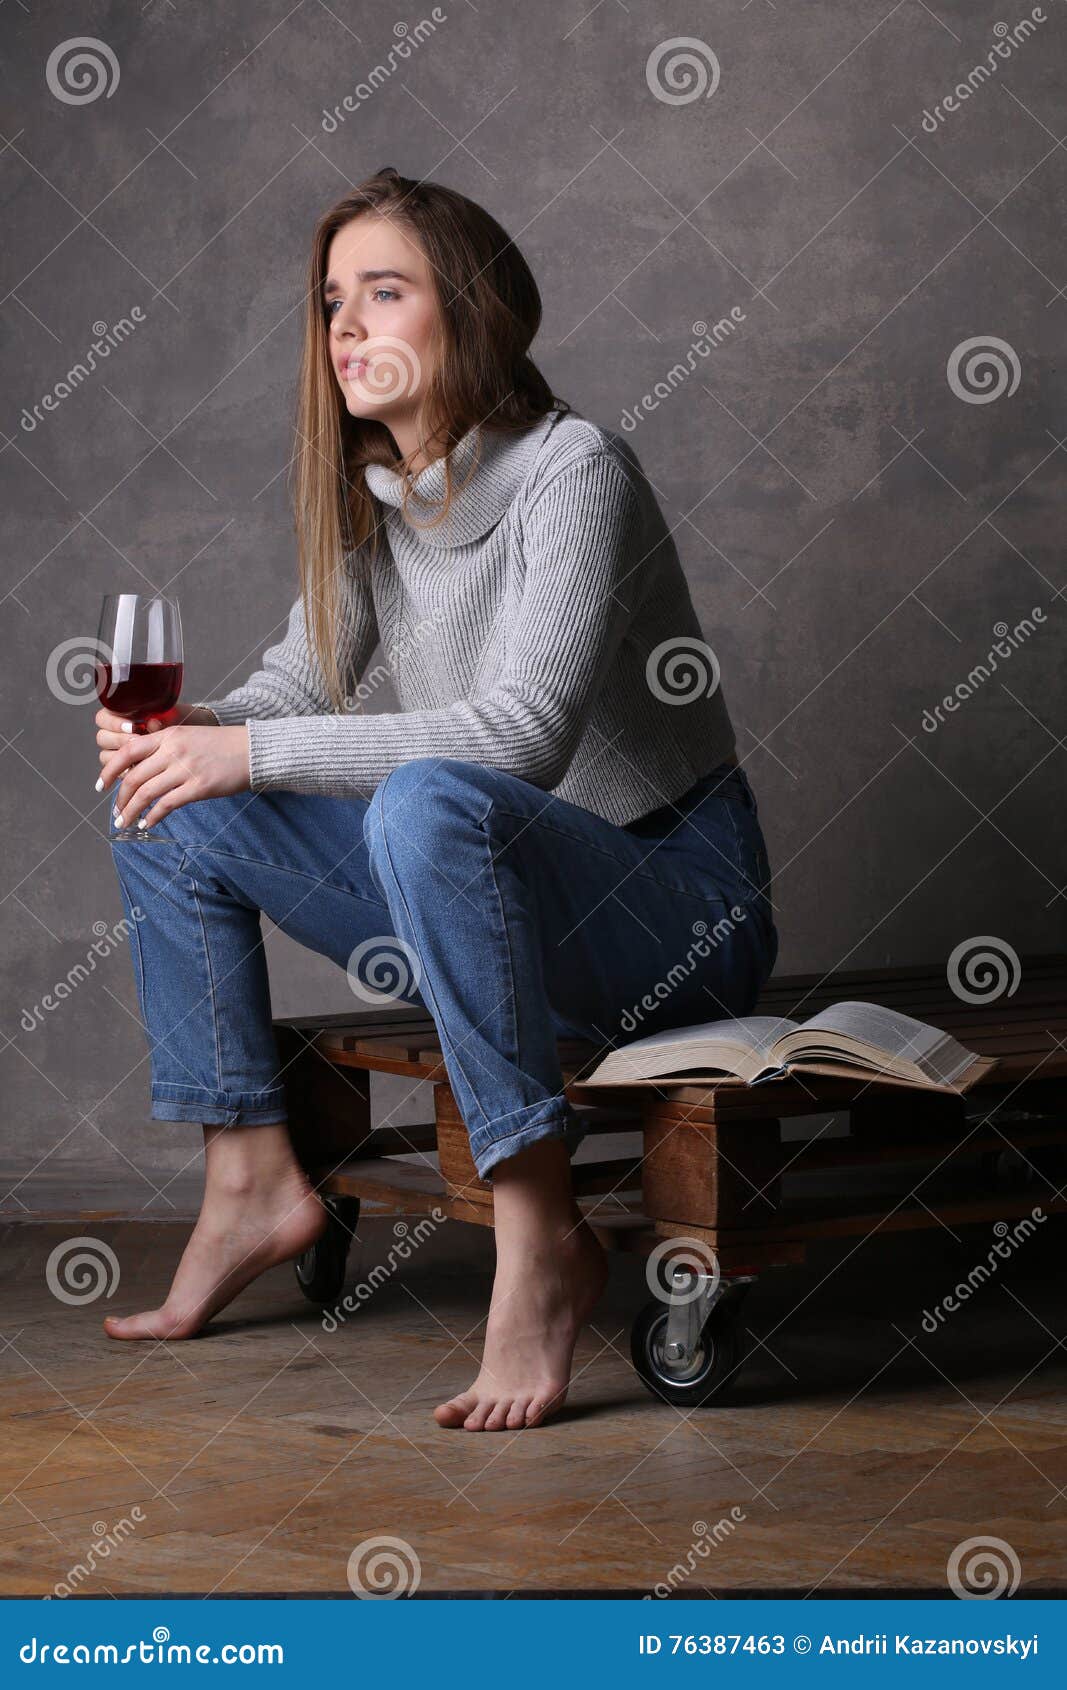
578, 1000, 998, 1094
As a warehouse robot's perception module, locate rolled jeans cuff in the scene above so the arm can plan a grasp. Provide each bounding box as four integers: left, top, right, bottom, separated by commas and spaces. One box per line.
468, 1099, 587, 1182
150, 1083, 288, 1127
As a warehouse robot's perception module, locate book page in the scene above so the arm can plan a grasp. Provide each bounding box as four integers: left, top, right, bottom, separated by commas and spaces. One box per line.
617, 1015, 799, 1062
785, 1001, 947, 1063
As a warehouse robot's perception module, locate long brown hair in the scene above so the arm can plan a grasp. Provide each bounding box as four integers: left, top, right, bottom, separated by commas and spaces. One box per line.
290, 165, 568, 710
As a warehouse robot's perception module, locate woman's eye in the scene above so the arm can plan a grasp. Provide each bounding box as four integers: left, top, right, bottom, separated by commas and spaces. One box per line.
325, 289, 397, 317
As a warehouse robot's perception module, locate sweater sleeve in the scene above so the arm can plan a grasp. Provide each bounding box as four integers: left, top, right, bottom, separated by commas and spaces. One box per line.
240, 450, 642, 798
190, 565, 380, 728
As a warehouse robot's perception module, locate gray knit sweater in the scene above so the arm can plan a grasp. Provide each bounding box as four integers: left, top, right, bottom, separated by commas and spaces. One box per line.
195, 407, 737, 828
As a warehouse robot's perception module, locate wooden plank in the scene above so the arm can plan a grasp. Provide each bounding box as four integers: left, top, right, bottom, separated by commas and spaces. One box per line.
640, 1117, 783, 1228
340, 1122, 439, 1156
278, 1007, 436, 1043
649, 1217, 806, 1272
753, 951, 1065, 1004
790, 1121, 1067, 1172
287, 958, 1067, 1109
273, 1022, 372, 1173
408, 1036, 599, 1068
280, 957, 1067, 1047
434, 1105, 485, 1197
753, 985, 1067, 1026
317, 1154, 796, 1263
317, 1157, 489, 1225
318, 1158, 651, 1252
848, 1093, 968, 1141
571, 1056, 1067, 1117
709, 1189, 1067, 1244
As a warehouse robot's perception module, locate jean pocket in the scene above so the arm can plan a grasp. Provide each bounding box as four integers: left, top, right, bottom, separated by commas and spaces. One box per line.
732, 767, 759, 816
724, 800, 775, 913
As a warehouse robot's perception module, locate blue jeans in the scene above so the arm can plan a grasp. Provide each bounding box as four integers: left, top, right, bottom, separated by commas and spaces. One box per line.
109, 755, 779, 1181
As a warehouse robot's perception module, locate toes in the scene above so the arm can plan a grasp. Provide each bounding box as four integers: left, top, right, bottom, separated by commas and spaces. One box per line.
433, 1392, 477, 1429
103, 1305, 196, 1341
103, 1310, 160, 1341
505, 1397, 531, 1430
482, 1398, 513, 1432
526, 1387, 565, 1427
462, 1399, 495, 1432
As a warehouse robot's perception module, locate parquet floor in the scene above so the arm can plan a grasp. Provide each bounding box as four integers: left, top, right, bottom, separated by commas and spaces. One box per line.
1, 1181, 1065, 1596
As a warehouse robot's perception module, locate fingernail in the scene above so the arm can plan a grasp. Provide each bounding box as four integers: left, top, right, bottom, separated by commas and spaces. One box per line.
95, 776, 103, 792
136, 815, 149, 830
121, 722, 133, 734
114, 808, 124, 827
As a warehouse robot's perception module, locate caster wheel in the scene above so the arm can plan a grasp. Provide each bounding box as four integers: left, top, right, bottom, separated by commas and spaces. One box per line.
630, 1291, 746, 1408
294, 1195, 361, 1303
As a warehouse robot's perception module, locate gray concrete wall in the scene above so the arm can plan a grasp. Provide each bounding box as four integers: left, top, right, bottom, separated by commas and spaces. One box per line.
2, 2, 1063, 1187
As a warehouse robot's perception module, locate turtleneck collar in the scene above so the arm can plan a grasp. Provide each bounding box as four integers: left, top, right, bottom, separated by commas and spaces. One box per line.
363, 409, 563, 549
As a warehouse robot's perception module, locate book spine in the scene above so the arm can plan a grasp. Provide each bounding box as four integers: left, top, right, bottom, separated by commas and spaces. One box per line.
749, 1065, 790, 1086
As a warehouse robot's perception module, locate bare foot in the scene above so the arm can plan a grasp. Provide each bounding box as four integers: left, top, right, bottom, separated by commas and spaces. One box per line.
103, 1127, 327, 1341
434, 1212, 608, 1431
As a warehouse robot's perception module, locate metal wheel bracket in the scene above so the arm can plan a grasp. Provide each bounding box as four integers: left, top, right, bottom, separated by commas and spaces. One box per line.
662, 1269, 756, 1369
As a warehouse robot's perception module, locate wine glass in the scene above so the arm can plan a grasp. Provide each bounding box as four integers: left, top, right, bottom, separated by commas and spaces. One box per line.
96, 593, 183, 843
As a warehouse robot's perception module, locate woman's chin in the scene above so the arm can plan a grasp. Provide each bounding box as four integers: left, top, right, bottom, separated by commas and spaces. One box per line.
342, 390, 407, 420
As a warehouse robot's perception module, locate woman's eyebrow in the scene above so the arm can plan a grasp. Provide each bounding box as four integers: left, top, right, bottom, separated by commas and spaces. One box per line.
322, 269, 415, 296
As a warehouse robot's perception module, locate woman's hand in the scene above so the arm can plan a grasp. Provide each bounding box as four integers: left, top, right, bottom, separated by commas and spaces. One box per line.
96, 701, 218, 755
95, 705, 250, 831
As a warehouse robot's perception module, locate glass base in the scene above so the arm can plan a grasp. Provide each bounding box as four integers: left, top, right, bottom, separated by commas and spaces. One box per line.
108, 823, 173, 844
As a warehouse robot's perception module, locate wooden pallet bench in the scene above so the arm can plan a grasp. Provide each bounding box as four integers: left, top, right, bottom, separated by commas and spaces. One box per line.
273, 952, 1067, 1406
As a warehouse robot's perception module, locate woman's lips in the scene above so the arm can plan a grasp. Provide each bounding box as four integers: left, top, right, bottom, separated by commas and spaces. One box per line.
345, 358, 369, 378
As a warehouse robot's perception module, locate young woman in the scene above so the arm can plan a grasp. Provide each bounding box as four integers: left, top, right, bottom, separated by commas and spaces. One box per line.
95, 166, 779, 1433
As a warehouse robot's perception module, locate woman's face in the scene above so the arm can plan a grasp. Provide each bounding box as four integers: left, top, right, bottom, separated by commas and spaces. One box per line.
323, 213, 441, 427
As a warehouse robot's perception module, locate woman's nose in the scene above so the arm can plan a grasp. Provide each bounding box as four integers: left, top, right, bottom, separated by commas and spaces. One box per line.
333, 300, 366, 340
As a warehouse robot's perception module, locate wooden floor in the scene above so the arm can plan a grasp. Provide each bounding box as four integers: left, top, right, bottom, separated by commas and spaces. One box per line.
1, 1174, 1066, 1597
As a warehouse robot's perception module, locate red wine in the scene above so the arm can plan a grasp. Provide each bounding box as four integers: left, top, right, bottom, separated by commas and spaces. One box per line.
98, 661, 183, 725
